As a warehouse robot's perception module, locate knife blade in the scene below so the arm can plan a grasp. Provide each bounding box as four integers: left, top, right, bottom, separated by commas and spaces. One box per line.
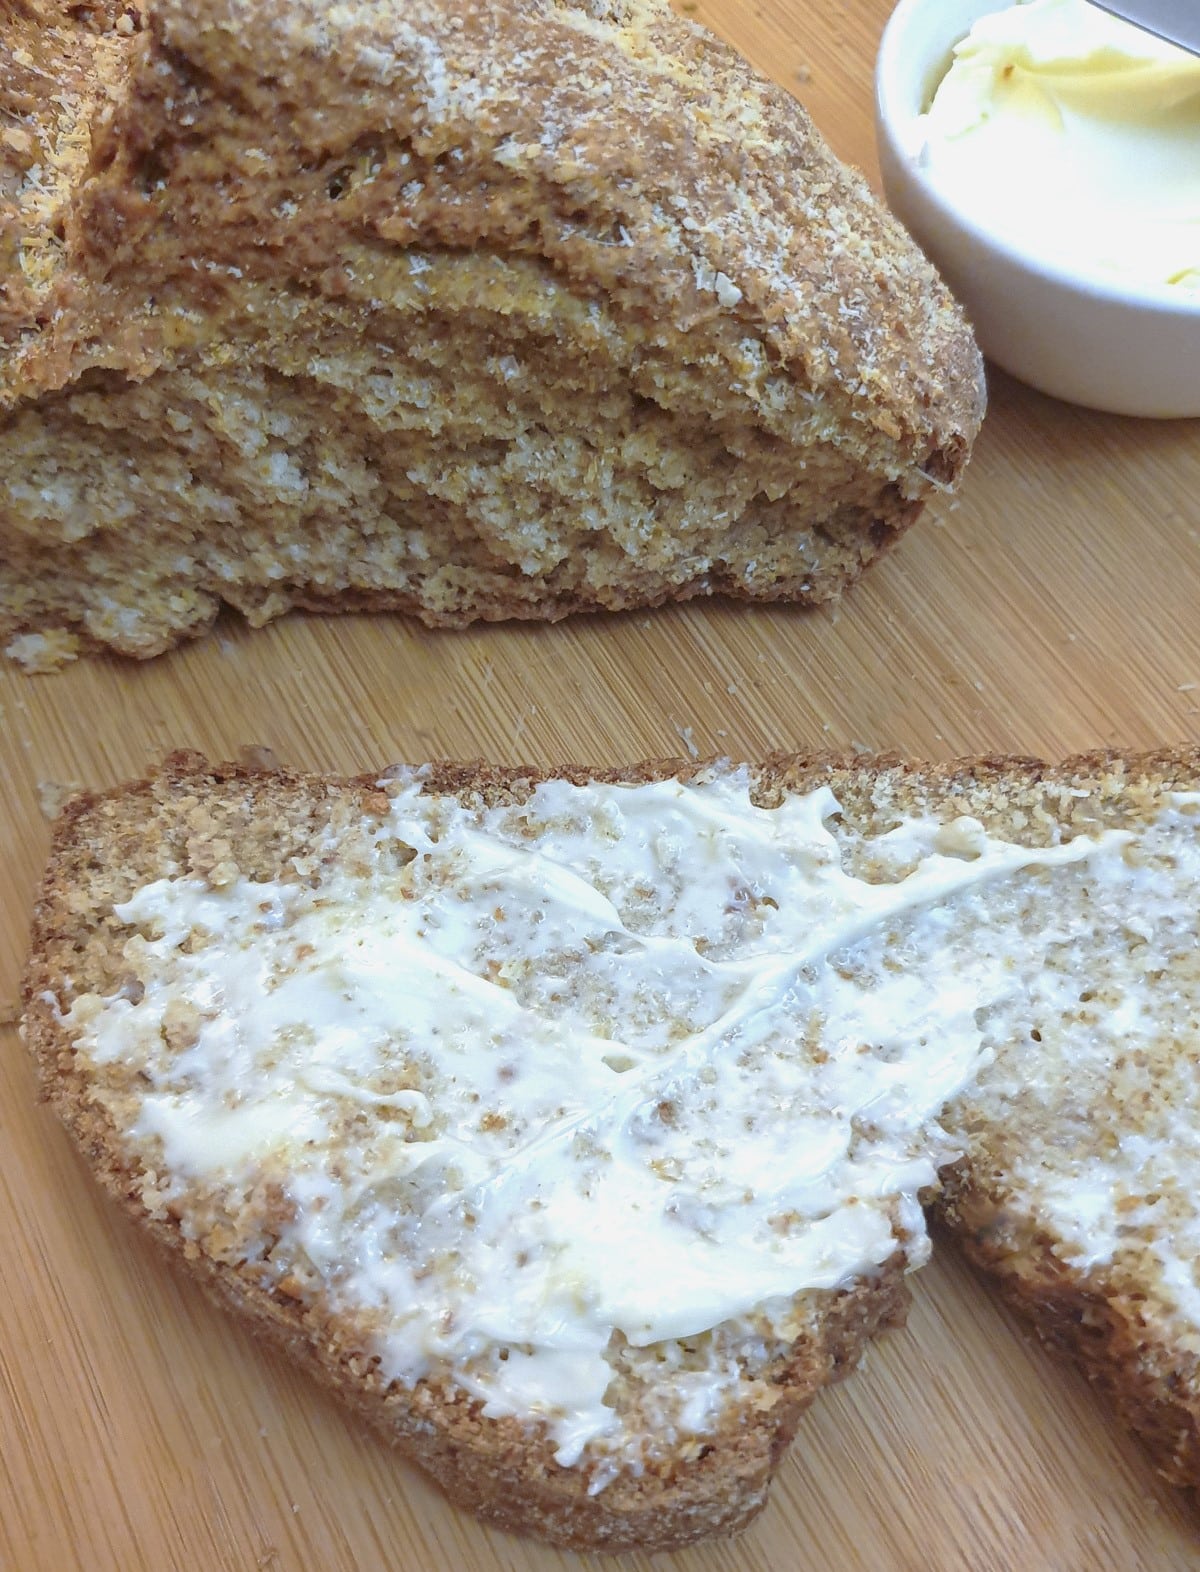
1091, 0, 1200, 56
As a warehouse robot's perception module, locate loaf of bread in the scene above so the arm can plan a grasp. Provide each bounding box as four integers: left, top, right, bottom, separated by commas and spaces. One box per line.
0, 0, 984, 669
23, 747, 1200, 1547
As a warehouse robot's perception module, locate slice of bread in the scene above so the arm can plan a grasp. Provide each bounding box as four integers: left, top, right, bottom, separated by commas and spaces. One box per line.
0, 0, 984, 667
22, 747, 1200, 1548
936, 823, 1200, 1485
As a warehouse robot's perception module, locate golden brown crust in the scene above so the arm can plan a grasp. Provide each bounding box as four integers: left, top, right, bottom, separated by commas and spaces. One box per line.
0, 0, 138, 344
1, 0, 984, 662
160, 1208, 910, 1550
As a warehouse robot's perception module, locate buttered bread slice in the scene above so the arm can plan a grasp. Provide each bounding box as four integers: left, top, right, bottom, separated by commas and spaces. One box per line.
0, 0, 983, 668
23, 749, 1200, 1547
935, 775, 1200, 1489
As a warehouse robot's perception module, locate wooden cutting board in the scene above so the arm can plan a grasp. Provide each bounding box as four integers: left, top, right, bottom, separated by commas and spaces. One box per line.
3, 3, 1200, 1568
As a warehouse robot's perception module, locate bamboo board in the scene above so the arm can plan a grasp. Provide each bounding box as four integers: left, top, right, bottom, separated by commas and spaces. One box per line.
3, 3, 1200, 1568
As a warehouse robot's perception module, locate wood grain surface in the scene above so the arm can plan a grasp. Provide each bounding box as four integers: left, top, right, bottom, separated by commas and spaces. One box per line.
3, 3, 1200, 1568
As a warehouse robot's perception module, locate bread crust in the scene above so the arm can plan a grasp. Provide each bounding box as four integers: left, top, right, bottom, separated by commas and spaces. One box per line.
1, 0, 984, 663
935, 1175, 1200, 1489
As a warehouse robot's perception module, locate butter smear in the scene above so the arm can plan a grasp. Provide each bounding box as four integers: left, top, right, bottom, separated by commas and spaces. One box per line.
918, 0, 1200, 294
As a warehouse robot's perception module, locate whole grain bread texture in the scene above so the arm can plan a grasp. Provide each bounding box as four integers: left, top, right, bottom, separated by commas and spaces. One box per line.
0, 0, 985, 670
842, 748, 1200, 1496
22, 747, 1200, 1546
934, 775, 1200, 1487
23, 750, 921, 1551
834, 746, 1200, 1494
819, 744, 1200, 1494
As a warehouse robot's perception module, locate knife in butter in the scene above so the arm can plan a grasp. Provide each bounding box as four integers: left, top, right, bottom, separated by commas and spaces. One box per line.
1091, 0, 1200, 56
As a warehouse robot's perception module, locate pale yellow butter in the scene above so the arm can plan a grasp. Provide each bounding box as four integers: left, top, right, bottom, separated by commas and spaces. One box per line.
919, 0, 1200, 294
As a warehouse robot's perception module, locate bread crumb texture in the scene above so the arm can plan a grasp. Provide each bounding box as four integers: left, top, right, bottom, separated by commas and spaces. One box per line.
21, 747, 1200, 1545
1, 0, 984, 661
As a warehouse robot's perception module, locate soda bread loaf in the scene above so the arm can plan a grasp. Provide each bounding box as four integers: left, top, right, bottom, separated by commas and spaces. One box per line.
0, 0, 985, 669
22, 747, 1200, 1547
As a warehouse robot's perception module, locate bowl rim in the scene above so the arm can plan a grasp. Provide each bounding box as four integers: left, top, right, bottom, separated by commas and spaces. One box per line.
874, 0, 1200, 322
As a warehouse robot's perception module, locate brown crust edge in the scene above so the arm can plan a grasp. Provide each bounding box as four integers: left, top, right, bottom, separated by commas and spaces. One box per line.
936, 1172, 1200, 1490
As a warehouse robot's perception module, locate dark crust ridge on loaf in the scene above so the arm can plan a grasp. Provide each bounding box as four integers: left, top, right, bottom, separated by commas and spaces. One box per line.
1, 0, 985, 666
21, 749, 920, 1553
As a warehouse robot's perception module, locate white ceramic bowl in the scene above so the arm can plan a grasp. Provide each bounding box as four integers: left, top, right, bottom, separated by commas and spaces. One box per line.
875, 0, 1200, 419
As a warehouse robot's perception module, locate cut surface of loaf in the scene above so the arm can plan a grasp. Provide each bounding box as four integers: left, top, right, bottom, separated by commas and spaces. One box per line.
22, 747, 1200, 1548
0, 0, 984, 669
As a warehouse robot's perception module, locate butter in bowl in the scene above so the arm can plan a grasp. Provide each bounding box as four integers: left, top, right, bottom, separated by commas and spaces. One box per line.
875, 0, 1200, 417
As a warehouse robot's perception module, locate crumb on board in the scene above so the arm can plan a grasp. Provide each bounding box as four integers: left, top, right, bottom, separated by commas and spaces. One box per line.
5, 630, 82, 673
237, 745, 282, 772
671, 721, 700, 759
37, 780, 84, 820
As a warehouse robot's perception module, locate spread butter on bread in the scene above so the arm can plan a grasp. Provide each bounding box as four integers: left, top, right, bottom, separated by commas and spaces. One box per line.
24, 748, 1200, 1547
